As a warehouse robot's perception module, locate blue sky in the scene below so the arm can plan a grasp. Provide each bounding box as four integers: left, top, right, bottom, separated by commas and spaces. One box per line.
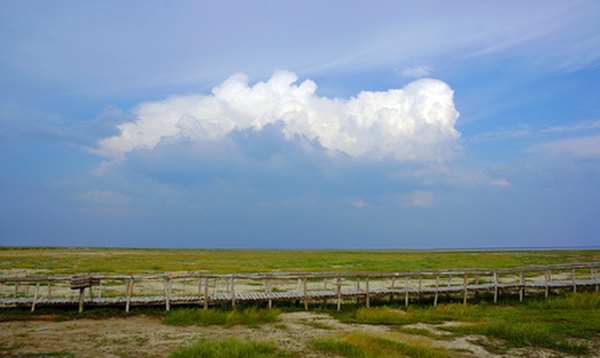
1, 0, 599, 248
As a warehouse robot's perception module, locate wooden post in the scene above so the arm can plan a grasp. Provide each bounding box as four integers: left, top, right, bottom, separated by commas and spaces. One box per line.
324, 278, 328, 290
404, 276, 409, 308
365, 276, 370, 308
335, 277, 342, 311
463, 274, 467, 305
267, 278, 272, 310
544, 271, 550, 298
446, 274, 452, 300
164, 276, 171, 311
198, 278, 202, 302
204, 277, 209, 310
593, 267, 599, 292
47, 280, 52, 298
519, 271, 524, 302
125, 278, 133, 313
31, 283, 40, 313
474, 276, 480, 299
418, 276, 422, 299
390, 276, 396, 303
356, 277, 361, 304
493, 271, 498, 303
303, 277, 308, 311
572, 269, 577, 293
434, 275, 439, 307
15, 282, 19, 298
89, 283, 94, 302
78, 287, 85, 313
297, 278, 301, 292
98, 280, 102, 299
230, 275, 236, 309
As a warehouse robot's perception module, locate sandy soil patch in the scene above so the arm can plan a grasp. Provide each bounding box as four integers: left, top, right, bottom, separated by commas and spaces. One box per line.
0, 312, 596, 357
0, 312, 390, 357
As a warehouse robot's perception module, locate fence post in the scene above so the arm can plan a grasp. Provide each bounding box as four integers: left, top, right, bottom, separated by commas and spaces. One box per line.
303, 277, 308, 311
31, 283, 40, 313
230, 275, 236, 310
125, 277, 134, 313
267, 278, 273, 310
463, 274, 467, 305
365, 276, 370, 308
572, 269, 577, 293
404, 275, 409, 308
544, 271, 550, 298
434, 275, 439, 307
493, 271, 498, 303
336, 277, 342, 311
78, 287, 85, 313
204, 277, 209, 310
164, 276, 171, 311
519, 271, 524, 302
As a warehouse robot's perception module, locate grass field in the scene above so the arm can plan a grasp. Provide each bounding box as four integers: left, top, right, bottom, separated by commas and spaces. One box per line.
1, 247, 599, 357
1, 247, 599, 274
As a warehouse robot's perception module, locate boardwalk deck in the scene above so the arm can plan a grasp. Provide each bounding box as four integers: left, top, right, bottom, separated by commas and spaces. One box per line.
1, 262, 598, 311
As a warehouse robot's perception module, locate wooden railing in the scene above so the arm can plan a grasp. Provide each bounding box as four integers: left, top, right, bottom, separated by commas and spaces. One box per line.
1, 262, 598, 312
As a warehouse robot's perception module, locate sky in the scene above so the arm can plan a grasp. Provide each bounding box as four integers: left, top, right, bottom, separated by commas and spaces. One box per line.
1, 0, 599, 249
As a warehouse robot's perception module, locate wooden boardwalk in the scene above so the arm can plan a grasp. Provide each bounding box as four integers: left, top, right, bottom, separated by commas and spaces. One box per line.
1, 262, 598, 312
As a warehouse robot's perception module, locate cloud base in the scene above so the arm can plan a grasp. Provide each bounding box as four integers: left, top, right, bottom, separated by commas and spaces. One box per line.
96, 71, 461, 163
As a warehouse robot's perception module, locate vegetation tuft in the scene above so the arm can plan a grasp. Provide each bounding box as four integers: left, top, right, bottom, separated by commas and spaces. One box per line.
169, 338, 278, 358
312, 332, 455, 358
163, 307, 280, 327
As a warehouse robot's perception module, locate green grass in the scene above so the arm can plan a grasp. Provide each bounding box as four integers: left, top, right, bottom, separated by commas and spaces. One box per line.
332, 292, 600, 355
163, 307, 280, 327
0, 307, 165, 322
312, 332, 456, 358
394, 327, 455, 340
169, 338, 278, 358
1, 247, 598, 274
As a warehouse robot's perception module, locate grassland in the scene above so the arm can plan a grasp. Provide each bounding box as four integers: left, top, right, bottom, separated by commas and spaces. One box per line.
1, 247, 599, 357
169, 338, 283, 358
1, 247, 599, 274
163, 307, 281, 327
330, 292, 600, 355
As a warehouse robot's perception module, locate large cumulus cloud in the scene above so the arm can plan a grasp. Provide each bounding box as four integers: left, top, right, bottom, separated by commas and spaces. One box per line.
96, 71, 461, 162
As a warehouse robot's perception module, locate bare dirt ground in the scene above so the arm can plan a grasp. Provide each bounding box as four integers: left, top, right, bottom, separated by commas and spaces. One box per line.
1, 311, 593, 358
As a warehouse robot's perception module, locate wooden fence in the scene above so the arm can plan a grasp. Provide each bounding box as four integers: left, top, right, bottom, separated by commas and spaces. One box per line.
0, 262, 598, 313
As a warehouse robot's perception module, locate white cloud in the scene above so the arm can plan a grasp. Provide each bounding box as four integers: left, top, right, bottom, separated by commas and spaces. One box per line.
490, 178, 510, 187
469, 128, 532, 142
96, 71, 461, 162
531, 135, 600, 158
410, 191, 434, 207
542, 119, 600, 133
399, 65, 432, 79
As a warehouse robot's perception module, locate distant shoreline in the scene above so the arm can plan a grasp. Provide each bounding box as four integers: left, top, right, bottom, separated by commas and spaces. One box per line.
1, 245, 599, 251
